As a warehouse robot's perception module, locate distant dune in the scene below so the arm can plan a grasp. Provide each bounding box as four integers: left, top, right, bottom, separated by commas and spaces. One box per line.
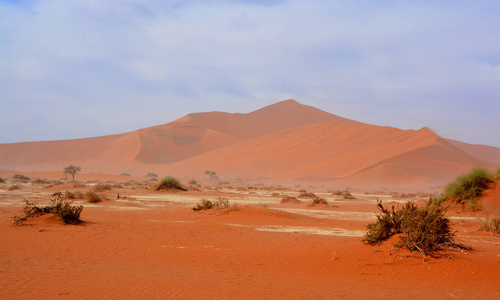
0, 99, 498, 189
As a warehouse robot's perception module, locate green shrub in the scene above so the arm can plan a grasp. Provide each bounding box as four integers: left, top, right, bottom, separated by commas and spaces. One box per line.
363, 200, 469, 259
479, 218, 500, 234
436, 167, 493, 209
13, 192, 83, 225
153, 177, 187, 192
85, 191, 102, 203
120, 173, 131, 177
92, 183, 112, 192
145, 173, 158, 177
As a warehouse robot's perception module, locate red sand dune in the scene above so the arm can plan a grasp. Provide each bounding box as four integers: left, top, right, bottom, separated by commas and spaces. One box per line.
0, 99, 498, 189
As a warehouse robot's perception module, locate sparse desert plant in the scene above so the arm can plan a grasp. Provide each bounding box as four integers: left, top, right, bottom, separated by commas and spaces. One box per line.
192, 198, 214, 211
65, 190, 76, 199
478, 218, 500, 234
120, 173, 131, 177
298, 191, 317, 198
342, 191, 356, 199
145, 172, 158, 177
0, 177, 5, 183
435, 167, 493, 210
280, 196, 301, 204
92, 183, 112, 192
188, 180, 197, 185
213, 197, 231, 209
153, 177, 187, 192
13, 192, 83, 225
85, 191, 102, 203
310, 196, 328, 205
8, 184, 20, 191
12, 174, 30, 182
32, 178, 48, 185
363, 200, 469, 259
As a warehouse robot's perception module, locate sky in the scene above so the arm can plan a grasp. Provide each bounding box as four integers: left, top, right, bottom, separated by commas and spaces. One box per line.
1, 0, 499, 147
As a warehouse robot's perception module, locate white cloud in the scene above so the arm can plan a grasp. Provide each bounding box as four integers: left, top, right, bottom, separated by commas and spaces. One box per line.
0, 0, 499, 146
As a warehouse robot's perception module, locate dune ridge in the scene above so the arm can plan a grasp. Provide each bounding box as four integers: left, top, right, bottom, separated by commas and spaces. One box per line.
0, 99, 498, 189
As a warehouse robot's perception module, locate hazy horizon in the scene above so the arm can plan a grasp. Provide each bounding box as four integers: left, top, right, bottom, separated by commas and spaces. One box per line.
1, 1, 499, 147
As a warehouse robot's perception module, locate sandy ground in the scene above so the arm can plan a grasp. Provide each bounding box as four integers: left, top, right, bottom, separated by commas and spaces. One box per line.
1, 177, 500, 299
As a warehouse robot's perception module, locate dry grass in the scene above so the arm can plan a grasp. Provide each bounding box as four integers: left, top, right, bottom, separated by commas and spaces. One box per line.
478, 218, 500, 234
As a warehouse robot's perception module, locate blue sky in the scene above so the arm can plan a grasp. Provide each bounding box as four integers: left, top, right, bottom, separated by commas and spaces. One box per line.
1, 0, 499, 146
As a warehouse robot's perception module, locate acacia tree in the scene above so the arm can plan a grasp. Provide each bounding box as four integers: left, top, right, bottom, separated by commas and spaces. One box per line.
204, 170, 217, 182
64, 165, 81, 181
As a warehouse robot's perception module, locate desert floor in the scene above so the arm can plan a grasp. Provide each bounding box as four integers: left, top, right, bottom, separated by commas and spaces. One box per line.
1, 176, 500, 299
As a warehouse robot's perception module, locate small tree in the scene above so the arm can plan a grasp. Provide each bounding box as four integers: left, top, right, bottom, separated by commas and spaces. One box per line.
204, 170, 217, 182
64, 165, 81, 181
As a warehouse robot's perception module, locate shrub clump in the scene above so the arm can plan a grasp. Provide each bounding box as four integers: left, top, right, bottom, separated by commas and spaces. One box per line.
193, 198, 214, 211
85, 191, 102, 203
436, 167, 493, 210
153, 177, 187, 192
192, 197, 238, 212
145, 172, 159, 177
120, 173, 131, 177
0, 177, 5, 184
65, 190, 84, 200
13, 192, 83, 225
92, 183, 112, 192
8, 184, 21, 191
479, 218, 500, 234
310, 196, 328, 205
280, 196, 301, 204
363, 200, 469, 259
13, 174, 30, 181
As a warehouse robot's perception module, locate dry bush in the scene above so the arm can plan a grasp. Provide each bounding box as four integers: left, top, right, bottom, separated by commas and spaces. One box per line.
342, 191, 356, 199
12, 192, 83, 225
92, 183, 112, 192
363, 200, 470, 259
192, 199, 213, 211
32, 178, 49, 185
8, 184, 20, 191
479, 218, 500, 234
0, 177, 5, 184
13, 174, 30, 182
298, 191, 317, 198
280, 196, 301, 204
85, 191, 102, 203
310, 196, 328, 205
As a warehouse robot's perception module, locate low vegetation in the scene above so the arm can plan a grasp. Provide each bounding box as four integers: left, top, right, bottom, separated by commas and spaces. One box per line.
192, 197, 238, 212
435, 167, 494, 210
12, 192, 83, 225
145, 173, 158, 177
280, 196, 301, 204
13, 174, 30, 182
363, 200, 469, 260
85, 191, 102, 203
65, 190, 84, 199
0, 177, 5, 183
153, 177, 187, 192
92, 183, 112, 192
8, 184, 20, 191
310, 196, 328, 205
478, 218, 500, 234
120, 173, 131, 177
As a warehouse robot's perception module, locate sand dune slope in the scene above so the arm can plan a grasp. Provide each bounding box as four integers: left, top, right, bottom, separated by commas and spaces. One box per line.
0, 99, 498, 188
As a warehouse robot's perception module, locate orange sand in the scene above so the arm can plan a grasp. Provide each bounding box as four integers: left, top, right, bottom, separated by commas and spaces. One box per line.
1, 183, 499, 299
